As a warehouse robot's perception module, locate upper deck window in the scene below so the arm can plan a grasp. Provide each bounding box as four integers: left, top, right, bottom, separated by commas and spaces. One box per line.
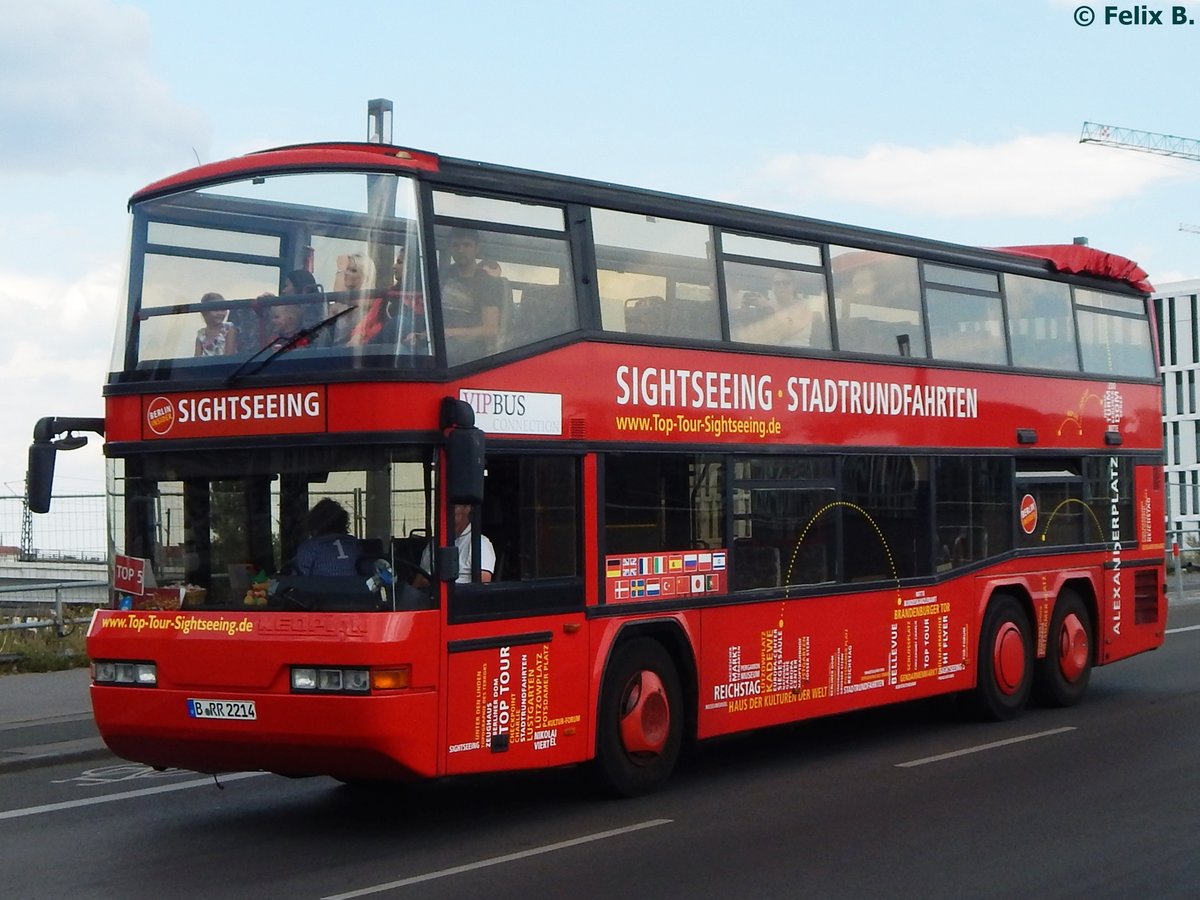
721, 232, 830, 350
830, 247, 927, 358
1004, 274, 1079, 372
117, 171, 431, 379
432, 192, 578, 367
923, 262, 1007, 366
722, 233, 821, 267
1074, 288, 1156, 377
593, 209, 720, 341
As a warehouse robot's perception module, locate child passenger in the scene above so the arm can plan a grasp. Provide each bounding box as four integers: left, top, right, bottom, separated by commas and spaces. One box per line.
194, 293, 237, 357
267, 302, 308, 350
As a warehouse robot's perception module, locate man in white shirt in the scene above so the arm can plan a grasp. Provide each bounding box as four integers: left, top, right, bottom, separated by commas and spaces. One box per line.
419, 504, 495, 583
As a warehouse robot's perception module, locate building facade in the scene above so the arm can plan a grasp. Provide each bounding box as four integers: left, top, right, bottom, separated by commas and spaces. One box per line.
1152, 279, 1200, 555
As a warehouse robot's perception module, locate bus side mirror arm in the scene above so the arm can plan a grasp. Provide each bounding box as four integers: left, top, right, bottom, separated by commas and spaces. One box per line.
435, 546, 459, 583
26, 416, 105, 514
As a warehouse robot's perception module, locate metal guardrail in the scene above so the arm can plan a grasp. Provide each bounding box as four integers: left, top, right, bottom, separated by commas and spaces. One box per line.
0, 581, 108, 635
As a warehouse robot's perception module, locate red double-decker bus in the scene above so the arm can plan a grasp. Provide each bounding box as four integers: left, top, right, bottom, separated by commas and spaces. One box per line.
28, 138, 1165, 795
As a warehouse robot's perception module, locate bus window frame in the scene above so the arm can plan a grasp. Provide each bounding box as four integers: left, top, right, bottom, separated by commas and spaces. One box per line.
446, 449, 586, 625
920, 260, 1012, 367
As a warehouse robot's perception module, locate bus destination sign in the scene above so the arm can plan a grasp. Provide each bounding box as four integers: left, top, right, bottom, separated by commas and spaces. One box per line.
142, 388, 327, 439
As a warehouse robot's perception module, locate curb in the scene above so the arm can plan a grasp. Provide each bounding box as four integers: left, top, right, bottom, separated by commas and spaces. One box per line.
0, 738, 111, 774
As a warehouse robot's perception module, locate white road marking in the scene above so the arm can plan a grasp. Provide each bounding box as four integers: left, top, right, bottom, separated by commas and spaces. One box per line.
323, 818, 674, 899
896, 726, 1077, 768
0, 771, 266, 821
1167, 624, 1200, 634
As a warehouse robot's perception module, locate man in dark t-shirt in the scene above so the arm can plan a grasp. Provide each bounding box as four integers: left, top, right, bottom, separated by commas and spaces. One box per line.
441, 227, 503, 362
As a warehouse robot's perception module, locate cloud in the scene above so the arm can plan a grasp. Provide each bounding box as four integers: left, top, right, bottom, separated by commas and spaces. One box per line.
0, 0, 208, 175
0, 263, 118, 490
757, 133, 1190, 219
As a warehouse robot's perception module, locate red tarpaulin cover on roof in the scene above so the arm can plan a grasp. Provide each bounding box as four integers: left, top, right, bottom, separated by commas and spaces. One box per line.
998, 245, 1153, 294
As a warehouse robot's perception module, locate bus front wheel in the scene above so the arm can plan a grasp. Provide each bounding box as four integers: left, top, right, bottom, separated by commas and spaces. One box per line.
967, 594, 1033, 720
1034, 589, 1093, 707
595, 638, 683, 797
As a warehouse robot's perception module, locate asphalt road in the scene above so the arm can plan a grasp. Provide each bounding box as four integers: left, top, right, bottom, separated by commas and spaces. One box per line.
1, 600, 1197, 899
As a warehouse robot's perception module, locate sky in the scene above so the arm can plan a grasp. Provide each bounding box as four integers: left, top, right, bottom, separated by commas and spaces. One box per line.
2, 0, 1199, 516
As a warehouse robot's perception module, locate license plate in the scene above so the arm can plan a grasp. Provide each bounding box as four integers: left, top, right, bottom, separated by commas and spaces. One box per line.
187, 698, 257, 720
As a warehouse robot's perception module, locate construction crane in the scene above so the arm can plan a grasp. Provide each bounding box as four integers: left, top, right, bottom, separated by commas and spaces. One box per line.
1080, 122, 1200, 240
1080, 121, 1200, 162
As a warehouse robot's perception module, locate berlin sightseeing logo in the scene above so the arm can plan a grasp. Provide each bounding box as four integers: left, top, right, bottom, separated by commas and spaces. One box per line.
146, 396, 176, 435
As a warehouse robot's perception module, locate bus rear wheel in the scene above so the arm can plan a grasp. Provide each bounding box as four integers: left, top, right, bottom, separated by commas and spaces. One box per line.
596, 638, 683, 797
966, 594, 1033, 720
1034, 589, 1093, 707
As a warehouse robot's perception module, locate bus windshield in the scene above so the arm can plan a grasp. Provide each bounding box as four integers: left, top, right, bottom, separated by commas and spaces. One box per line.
116, 171, 432, 377
111, 444, 437, 612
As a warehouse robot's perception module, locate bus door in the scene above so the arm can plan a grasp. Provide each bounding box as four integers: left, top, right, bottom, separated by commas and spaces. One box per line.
441, 453, 590, 774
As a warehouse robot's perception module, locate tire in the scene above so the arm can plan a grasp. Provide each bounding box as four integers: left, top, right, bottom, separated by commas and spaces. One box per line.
595, 638, 683, 797
1034, 589, 1093, 707
966, 594, 1033, 721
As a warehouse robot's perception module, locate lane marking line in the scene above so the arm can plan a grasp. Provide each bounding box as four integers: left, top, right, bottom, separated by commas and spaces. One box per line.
0, 771, 266, 821
1167, 624, 1200, 634
323, 818, 674, 899
895, 726, 1077, 768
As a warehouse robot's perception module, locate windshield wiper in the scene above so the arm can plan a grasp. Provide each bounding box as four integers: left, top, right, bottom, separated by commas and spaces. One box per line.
224, 304, 355, 387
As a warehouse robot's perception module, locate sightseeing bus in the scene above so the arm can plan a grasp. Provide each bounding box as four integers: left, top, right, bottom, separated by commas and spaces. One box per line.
28, 137, 1165, 795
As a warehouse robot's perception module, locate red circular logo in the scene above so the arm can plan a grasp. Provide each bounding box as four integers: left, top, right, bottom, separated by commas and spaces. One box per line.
1019, 493, 1038, 535
146, 396, 176, 435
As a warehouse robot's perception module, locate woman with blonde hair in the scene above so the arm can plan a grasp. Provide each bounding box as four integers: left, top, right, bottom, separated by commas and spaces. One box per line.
333, 252, 388, 346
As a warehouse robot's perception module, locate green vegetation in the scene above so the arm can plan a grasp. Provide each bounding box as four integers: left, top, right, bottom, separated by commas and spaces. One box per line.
0, 609, 91, 675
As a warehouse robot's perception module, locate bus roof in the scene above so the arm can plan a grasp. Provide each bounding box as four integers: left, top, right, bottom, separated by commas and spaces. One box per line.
129, 142, 441, 204
998, 245, 1153, 294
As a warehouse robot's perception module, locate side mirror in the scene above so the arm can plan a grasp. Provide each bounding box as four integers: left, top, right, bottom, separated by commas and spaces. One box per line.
26, 443, 56, 514
435, 546, 459, 583
446, 426, 485, 504
25, 417, 104, 514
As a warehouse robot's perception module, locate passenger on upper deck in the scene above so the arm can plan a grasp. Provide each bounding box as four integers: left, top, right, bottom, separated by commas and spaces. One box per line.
194, 293, 238, 357
733, 269, 829, 349
266, 303, 307, 351
392, 246, 407, 289
333, 253, 389, 347
440, 227, 503, 360
284, 269, 318, 297
257, 269, 320, 351
384, 244, 428, 353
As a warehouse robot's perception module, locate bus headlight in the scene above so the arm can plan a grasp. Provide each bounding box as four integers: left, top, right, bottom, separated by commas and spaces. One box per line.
93, 660, 157, 686
291, 667, 318, 691
290, 666, 370, 694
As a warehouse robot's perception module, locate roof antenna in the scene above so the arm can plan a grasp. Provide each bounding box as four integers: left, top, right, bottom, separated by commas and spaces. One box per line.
192, 147, 202, 167
367, 98, 393, 144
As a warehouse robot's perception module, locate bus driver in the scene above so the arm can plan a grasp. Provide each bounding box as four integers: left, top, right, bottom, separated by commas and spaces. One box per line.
418, 503, 495, 584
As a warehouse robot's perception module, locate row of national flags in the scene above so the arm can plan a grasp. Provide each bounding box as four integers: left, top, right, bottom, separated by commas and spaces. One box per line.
605, 550, 727, 602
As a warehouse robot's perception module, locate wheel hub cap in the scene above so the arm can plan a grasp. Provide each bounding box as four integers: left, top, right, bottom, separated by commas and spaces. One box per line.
1057, 613, 1089, 682
619, 671, 669, 756
993, 622, 1026, 695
